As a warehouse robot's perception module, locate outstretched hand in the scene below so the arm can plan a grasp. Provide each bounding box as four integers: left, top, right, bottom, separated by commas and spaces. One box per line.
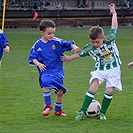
71, 44, 81, 53
4, 45, 10, 53
37, 63, 46, 72
109, 3, 116, 14
60, 54, 71, 64
128, 62, 133, 68
73, 47, 81, 53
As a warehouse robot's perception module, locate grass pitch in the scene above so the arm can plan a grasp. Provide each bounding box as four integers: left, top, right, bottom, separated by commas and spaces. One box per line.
0, 27, 132, 133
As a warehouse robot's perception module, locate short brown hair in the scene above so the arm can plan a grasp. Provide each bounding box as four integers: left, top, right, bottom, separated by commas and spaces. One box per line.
39, 19, 56, 31
89, 26, 104, 40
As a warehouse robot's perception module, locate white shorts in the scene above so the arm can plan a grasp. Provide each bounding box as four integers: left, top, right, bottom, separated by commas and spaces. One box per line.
89, 67, 122, 91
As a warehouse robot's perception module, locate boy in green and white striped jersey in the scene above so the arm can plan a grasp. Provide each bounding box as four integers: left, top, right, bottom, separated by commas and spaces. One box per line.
61, 3, 122, 121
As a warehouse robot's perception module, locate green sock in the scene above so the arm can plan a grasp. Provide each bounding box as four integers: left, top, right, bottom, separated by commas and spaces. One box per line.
100, 92, 113, 115
80, 90, 95, 113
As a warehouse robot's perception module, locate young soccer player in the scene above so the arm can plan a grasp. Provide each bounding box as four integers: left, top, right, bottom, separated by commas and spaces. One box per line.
61, 3, 122, 120
28, 19, 80, 117
128, 62, 133, 68
0, 29, 10, 67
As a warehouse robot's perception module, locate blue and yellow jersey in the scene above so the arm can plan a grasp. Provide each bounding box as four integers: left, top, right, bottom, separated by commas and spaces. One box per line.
28, 37, 75, 79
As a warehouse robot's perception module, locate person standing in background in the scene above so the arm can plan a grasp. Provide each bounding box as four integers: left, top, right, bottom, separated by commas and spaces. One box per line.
77, 0, 89, 8
0, 29, 10, 67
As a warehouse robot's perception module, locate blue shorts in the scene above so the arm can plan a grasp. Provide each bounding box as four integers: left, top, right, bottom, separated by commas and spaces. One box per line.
39, 74, 67, 94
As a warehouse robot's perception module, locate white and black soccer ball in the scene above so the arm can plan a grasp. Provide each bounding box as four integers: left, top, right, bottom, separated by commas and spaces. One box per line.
86, 100, 101, 117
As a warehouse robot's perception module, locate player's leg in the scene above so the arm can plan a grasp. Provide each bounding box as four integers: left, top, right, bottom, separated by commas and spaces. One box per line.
75, 78, 99, 121
42, 88, 53, 116
99, 66, 122, 120
77, 0, 81, 8
40, 75, 55, 116
99, 87, 114, 120
82, 0, 86, 7
54, 89, 67, 116
80, 78, 99, 112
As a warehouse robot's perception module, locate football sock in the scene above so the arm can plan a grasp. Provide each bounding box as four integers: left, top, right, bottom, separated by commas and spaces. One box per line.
80, 90, 95, 113
43, 92, 51, 105
100, 92, 113, 114
54, 102, 62, 112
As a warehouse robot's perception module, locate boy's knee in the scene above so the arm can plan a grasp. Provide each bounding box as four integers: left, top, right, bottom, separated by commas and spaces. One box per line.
43, 88, 51, 92
105, 87, 114, 94
58, 89, 64, 95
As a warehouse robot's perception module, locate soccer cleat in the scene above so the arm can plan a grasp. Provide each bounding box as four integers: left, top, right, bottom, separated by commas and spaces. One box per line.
42, 105, 52, 116
75, 111, 86, 121
99, 113, 107, 120
54, 110, 67, 117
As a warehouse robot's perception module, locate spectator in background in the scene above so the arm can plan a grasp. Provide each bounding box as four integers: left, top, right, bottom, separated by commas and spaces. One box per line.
12, 0, 15, 7
33, 0, 38, 10
40, 0, 45, 6
124, 0, 130, 9
124, 0, 133, 10
45, 1, 51, 7
86, 0, 89, 7
21, 0, 24, 8
56, 0, 61, 8
77, 0, 89, 8
11, 0, 20, 8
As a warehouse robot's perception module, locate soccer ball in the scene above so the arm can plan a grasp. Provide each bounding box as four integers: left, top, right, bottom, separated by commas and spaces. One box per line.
86, 100, 101, 117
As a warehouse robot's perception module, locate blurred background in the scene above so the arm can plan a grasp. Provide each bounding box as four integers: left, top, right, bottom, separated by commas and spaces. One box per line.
0, 0, 133, 28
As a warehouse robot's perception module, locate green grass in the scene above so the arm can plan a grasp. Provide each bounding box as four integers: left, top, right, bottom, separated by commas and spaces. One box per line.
0, 27, 133, 133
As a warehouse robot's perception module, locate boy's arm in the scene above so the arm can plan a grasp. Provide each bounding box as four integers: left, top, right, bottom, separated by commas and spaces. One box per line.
33, 59, 46, 72
71, 44, 81, 53
109, 3, 118, 30
128, 62, 133, 68
61, 53, 80, 64
4, 44, 10, 53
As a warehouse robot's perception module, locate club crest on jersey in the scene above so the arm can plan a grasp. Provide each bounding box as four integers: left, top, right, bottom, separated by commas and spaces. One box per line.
101, 50, 112, 60
101, 50, 114, 64
52, 45, 56, 50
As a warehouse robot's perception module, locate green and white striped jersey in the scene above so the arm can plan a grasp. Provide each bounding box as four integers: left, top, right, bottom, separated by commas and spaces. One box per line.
79, 28, 122, 71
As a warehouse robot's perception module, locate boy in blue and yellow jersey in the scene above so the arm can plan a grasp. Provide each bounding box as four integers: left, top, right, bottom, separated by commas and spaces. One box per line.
0, 29, 10, 67
28, 19, 80, 117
